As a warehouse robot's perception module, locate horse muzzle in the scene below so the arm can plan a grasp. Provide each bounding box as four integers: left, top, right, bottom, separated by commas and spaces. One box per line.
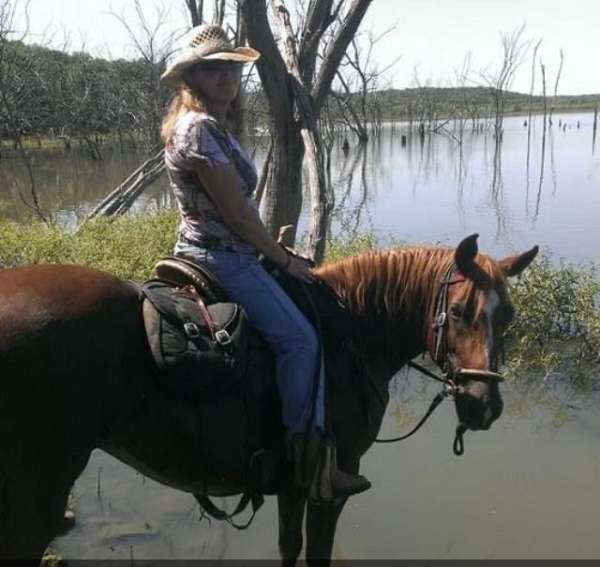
454, 376, 504, 431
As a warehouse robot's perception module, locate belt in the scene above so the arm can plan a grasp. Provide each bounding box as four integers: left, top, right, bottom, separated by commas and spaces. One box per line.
178, 234, 252, 254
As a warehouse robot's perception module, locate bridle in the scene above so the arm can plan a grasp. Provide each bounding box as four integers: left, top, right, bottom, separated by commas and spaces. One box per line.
374, 264, 505, 455
430, 264, 505, 384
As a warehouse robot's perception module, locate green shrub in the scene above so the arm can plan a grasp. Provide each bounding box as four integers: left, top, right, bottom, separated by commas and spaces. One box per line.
324, 233, 380, 263
0, 210, 179, 280
506, 254, 600, 386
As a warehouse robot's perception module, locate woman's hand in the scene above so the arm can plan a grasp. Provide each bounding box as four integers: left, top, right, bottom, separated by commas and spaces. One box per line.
284, 255, 315, 284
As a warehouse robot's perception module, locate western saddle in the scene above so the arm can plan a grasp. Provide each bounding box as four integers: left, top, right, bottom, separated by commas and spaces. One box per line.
154, 255, 226, 304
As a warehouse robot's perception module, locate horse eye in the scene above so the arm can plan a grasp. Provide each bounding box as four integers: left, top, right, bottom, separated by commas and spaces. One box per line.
449, 303, 464, 320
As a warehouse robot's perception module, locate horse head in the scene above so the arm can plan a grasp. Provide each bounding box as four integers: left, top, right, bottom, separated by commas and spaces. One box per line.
429, 234, 538, 432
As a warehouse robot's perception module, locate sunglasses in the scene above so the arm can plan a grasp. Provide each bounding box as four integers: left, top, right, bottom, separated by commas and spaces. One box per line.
193, 61, 245, 74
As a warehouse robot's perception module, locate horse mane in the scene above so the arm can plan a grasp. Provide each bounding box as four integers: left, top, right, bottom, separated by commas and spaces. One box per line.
316, 246, 505, 333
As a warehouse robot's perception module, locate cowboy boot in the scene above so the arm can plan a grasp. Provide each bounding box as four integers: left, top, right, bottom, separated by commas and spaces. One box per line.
289, 430, 321, 488
289, 432, 371, 503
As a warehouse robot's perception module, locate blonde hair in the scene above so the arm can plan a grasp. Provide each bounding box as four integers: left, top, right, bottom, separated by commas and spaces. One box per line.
160, 89, 207, 143
161, 67, 244, 143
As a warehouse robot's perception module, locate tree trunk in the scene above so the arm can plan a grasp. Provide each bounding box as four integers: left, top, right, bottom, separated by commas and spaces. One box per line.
242, 0, 373, 261
262, 119, 304, 247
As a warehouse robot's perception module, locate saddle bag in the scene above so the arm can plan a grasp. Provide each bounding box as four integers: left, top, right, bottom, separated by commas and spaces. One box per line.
141, 280, 247, 398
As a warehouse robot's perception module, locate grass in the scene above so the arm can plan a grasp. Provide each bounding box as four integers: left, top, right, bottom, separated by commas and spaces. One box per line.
1, 211, 599, 385
0, 209, 179, 281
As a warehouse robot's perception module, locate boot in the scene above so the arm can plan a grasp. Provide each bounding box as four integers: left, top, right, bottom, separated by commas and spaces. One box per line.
289, 431, 371, 504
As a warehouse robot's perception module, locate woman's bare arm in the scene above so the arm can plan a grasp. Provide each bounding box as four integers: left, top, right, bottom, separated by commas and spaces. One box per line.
193, 162, 314, 282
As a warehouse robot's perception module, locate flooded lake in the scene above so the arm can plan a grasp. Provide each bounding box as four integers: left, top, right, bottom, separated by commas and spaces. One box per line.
2, 111, 600, 559
54, 376, 600, 560
1, 111, 599, 263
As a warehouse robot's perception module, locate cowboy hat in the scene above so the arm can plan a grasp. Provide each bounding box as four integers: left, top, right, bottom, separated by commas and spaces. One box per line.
161, 24, 260, 87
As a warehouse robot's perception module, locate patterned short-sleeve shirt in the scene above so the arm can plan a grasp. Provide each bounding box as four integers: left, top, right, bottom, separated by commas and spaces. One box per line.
165, 111, 259, 253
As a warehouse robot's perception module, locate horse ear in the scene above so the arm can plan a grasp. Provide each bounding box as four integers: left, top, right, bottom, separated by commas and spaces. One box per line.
498, 245, 539, 277
454, 234, 479, 277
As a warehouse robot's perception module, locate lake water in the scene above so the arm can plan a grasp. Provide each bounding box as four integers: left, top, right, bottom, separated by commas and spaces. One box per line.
53, 375, 600, 560
2, 112, 600, 560
323, 112, 600, 265
1, 112, 599, 264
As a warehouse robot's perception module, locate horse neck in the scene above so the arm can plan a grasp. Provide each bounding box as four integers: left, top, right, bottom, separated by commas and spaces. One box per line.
318, 248, 453, 377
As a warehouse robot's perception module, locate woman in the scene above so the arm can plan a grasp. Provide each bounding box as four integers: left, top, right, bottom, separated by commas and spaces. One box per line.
160, 24, 369, 501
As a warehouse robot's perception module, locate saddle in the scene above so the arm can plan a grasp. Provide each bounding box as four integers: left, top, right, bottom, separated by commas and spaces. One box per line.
154, 255, 226, 303
140, 254, 351, 526
153, 254, 349, 339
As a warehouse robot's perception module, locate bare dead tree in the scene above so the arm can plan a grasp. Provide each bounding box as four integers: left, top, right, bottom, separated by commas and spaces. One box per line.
0, 0, 49, 223
526, 38, 542, 191
478, 24, 530, 142
213, 0, 226, 25
476, 24, 530, 205
330, 71, 368, 143
242, 0, 373, 262
334, 24, 400, 144
593, 106, 598, 154
535, 61, 548, 222
409, 67, 445, 138
81, 148, 166, 225
549, 48, 564, 127
185, 0, 204, 25
111, 0, 178, 151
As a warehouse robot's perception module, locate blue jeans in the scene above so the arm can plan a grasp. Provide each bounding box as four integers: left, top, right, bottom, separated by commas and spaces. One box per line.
174, 242, 325, 435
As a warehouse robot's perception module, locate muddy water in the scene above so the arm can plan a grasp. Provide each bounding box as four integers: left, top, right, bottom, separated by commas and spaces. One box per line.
53, 372, 600, 560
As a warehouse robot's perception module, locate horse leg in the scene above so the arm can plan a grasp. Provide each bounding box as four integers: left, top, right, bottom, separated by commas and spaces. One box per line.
277, 484, 307, 565
0, 473, 53, 562
0, 452, 89, 563
305, 497, 347, 564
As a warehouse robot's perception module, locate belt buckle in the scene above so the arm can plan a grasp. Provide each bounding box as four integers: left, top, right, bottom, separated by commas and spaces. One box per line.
184, 322, 201, 339
215, 329, 232, 346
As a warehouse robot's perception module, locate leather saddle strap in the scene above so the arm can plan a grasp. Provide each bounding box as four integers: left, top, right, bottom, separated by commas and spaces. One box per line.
181, 285, 218, 340
193, 492, 264, 531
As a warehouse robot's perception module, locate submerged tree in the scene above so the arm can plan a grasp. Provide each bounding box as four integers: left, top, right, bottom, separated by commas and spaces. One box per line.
111, 0, 178, 150
241, 0, 374, 262
0, 0, 48, 222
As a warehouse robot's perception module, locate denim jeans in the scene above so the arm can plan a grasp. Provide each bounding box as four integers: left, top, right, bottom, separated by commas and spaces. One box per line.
174, 242, 325, 434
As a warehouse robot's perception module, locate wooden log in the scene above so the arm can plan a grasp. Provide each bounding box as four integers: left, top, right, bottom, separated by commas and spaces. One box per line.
78, 149, 165, 230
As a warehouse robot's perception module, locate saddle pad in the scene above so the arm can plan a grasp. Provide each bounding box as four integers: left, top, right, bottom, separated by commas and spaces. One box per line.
141, 280, 247, 400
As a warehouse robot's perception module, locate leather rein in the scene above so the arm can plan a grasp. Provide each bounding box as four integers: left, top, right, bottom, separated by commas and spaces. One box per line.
374, 264, 504, 456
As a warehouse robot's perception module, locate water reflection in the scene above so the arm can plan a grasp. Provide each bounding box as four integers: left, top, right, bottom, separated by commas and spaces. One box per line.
0, 148, 170, 229
1, 112, 599, 263
321, 111, 600, 263
54, 368, 600, 560
332, 144, 373, 240
384, 367, 598, 437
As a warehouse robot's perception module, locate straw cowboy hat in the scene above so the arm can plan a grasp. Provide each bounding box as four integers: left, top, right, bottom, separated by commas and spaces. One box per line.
161, 24, 260, 87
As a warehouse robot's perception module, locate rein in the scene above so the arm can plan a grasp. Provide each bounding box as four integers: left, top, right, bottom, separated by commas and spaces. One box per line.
372, 264, 503, 456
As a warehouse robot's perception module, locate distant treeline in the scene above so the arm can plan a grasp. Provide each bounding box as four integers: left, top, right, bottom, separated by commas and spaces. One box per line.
377, 87, 600, 120
1, 40, 599, 154
0, 40, 167, 155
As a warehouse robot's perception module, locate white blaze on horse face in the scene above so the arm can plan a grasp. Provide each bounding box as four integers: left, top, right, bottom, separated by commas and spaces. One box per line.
483, 290, 500, 366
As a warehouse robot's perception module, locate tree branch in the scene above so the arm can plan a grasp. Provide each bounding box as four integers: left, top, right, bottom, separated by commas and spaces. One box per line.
312, 0, 373, 114
241, 0, 290, 125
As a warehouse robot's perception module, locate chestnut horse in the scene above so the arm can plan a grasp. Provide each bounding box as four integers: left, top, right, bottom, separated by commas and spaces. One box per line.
0, 235, 537, 563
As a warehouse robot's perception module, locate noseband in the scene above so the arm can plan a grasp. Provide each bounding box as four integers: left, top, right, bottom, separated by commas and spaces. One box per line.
374, 264, 504, 455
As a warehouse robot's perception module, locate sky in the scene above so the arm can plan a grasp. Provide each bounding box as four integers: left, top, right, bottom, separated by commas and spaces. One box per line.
13, 0, 600, 96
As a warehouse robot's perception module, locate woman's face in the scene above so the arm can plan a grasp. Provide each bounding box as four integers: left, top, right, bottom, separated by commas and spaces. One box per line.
184, 61, 243, 106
